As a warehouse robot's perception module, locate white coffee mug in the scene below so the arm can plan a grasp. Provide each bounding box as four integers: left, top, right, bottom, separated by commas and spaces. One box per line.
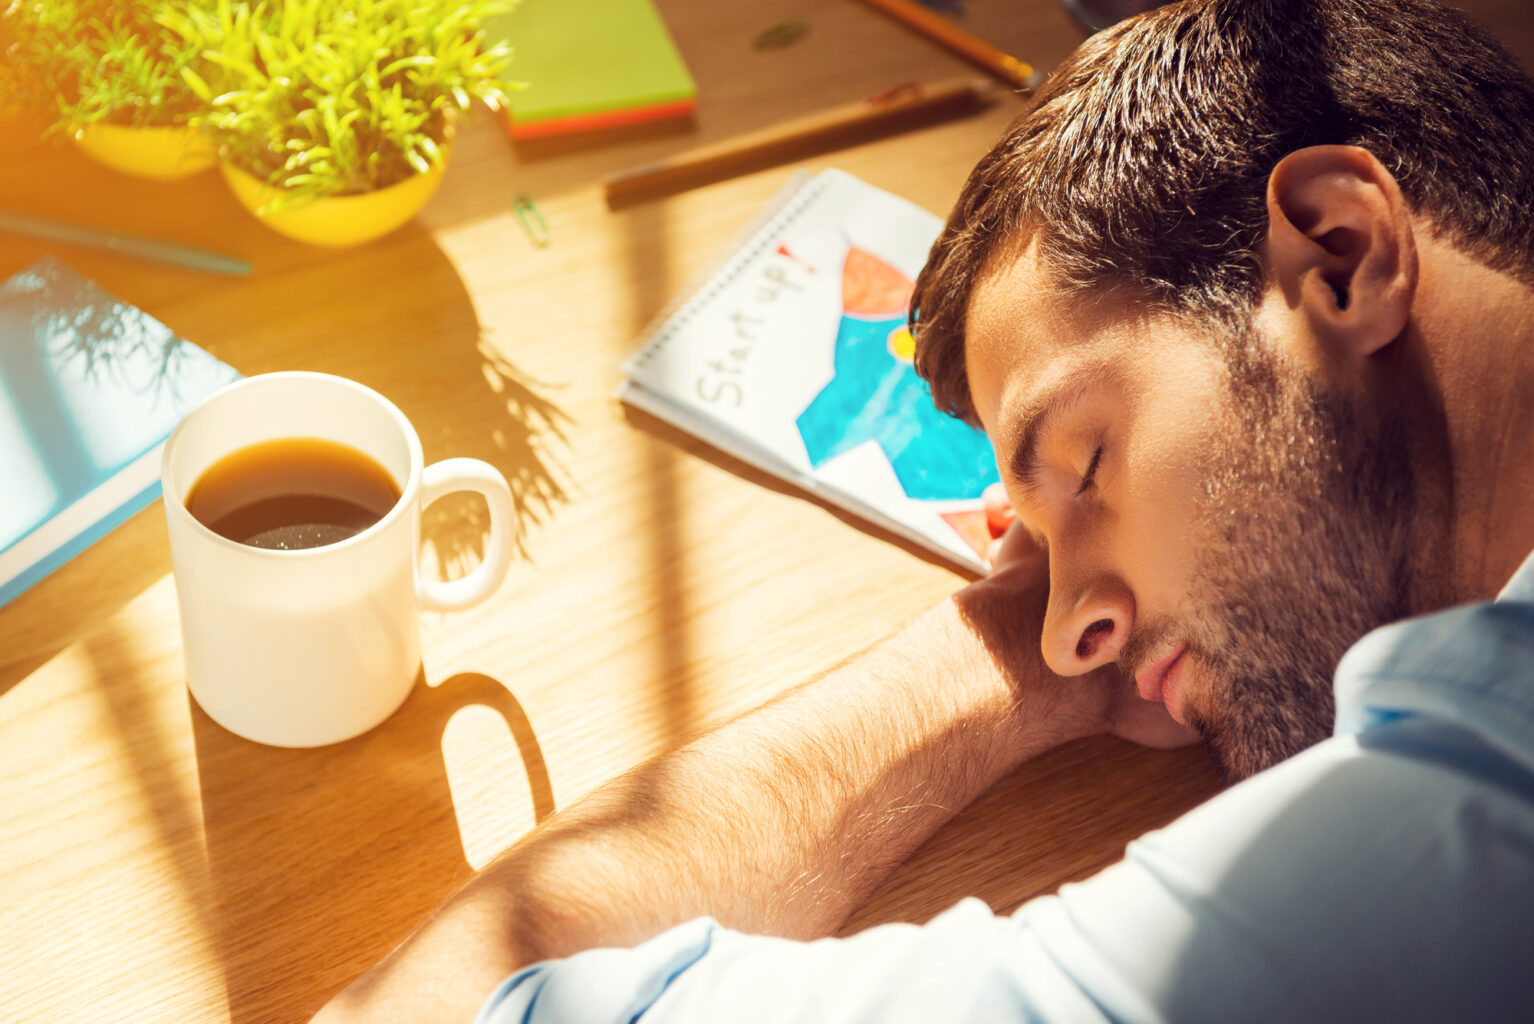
161, 371, 514, 747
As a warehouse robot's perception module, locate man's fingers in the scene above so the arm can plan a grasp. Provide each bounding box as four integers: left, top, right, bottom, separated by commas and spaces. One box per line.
982, 484, 1042, 574
982, 482, 1015, 538
986, 518, 1045, 575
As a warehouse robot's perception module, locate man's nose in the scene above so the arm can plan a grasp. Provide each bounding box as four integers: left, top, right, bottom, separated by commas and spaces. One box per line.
1041, 569, 1133, 676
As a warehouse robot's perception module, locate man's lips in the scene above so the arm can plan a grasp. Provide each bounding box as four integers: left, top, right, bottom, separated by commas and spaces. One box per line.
1135, 644, 1189, 724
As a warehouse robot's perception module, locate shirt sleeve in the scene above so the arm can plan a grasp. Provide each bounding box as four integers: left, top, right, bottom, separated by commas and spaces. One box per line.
475, 899, 1111, 1024
477, 585, 1534, 1024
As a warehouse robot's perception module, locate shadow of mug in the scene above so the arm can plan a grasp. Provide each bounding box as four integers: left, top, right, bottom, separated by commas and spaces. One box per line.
192, 670, 553, 1023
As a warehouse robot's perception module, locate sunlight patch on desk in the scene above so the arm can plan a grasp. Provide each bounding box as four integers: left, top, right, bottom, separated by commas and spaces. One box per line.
0, 584, 228, 1020
443, 702, 537, 869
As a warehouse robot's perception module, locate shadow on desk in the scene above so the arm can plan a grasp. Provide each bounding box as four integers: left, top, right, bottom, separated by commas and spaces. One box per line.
421, 341, 573, 577
193, 217, 576, 577
843, 735, 1223, 934
192, 671, 552, 1024
0, 516, 174, 702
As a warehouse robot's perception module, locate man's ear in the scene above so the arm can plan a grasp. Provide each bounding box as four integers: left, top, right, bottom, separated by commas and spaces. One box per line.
1263, 145, 1418, 363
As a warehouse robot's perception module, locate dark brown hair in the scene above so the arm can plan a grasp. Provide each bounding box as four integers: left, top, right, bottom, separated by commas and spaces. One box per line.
912, 0, 1534, 424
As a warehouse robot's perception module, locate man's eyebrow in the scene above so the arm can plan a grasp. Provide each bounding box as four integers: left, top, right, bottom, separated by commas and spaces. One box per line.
1007, 375, 1093, 497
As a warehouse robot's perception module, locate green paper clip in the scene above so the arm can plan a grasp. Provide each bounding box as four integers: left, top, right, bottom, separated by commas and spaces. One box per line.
512, 194, 549, 248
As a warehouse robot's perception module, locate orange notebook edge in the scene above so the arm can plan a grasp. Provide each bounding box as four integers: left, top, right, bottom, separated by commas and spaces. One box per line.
506, 98, 697, 141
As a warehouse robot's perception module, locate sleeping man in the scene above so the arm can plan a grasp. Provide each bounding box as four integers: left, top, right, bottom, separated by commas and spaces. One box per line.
315, 1, 1534, 1020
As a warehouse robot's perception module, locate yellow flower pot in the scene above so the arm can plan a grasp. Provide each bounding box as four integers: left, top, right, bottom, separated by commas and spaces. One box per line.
220, 156, 449, 248
74, 122, 217, 180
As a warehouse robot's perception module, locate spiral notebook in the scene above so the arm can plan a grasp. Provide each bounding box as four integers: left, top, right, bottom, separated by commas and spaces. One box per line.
618, 169, 1001, 572
0, 257, 241, 608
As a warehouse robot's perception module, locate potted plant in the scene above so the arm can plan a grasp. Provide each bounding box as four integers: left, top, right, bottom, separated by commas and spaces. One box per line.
6, 0, 217, 179
0, 7, 29, 121
164, 0, 517, 247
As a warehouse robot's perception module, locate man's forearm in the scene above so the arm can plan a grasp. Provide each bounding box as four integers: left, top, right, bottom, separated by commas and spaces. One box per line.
314, 573, 1102, 1024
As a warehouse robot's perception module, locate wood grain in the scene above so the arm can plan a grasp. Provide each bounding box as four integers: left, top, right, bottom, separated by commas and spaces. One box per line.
1, 2, 1527, 1022
602, 77, 1003, 206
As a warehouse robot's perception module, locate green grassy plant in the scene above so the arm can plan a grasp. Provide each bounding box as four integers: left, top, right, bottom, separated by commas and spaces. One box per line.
163, 0, 518, 205
5, 0, 210, 130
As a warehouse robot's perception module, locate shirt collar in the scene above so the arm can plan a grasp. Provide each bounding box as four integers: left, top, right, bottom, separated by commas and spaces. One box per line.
1497, 548, 1534, 602
1332, 548, 1534, 774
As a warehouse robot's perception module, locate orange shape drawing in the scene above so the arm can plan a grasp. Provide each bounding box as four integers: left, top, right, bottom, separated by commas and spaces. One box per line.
939, 509, 991, 564
841, 246, 914, 319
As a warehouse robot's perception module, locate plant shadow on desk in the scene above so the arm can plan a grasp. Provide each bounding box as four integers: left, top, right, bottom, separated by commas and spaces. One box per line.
257, 223, 573, 573
186, 220, 576, 569
192, 671, 554, 1024
422, 340, 571, 575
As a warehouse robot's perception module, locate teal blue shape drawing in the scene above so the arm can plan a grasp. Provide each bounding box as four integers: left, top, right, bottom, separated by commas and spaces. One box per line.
795, 314, 999, 501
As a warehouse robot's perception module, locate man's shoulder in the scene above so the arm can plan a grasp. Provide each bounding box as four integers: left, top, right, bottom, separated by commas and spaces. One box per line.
1332, 549, 1534, 780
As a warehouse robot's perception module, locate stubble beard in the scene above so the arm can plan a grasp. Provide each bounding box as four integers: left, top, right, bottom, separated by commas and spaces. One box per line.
1174, 339, 1415, 783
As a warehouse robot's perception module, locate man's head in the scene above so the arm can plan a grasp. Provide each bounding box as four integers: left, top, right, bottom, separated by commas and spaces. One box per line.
913, 0, 1534, 781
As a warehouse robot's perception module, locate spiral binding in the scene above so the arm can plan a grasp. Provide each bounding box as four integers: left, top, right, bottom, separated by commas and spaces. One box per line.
622, 170, 835, 372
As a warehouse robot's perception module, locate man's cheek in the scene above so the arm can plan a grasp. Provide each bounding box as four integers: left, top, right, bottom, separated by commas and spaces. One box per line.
1112, 436, 1216, 622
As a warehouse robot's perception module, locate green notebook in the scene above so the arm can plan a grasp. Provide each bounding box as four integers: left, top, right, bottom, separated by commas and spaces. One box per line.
489, 0, 697, 140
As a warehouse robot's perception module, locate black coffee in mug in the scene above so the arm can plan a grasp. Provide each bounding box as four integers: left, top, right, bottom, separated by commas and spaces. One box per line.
185, 437, 402, 550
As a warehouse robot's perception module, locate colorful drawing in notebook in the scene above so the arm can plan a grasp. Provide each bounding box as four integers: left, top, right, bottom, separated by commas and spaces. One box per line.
488, 0, 697, 141
619, 169, 1001, 572
794, 244, 1000, 560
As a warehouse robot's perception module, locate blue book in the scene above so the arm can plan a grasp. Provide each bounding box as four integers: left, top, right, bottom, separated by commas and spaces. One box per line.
0, 257, 241, 609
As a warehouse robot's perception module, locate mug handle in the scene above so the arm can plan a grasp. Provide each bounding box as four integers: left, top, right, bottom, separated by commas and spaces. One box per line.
417, 458, 515, 612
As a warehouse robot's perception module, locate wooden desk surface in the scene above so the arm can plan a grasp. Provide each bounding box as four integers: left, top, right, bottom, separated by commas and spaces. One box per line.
2, 3, 1528, 1022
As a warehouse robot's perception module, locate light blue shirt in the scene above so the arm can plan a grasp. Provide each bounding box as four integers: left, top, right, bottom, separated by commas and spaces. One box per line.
479, 553, 1534, 1023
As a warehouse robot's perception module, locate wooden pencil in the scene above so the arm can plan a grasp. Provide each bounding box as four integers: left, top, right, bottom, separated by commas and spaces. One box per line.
603, 77, 1002, 206
851, 0, 1045, 91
